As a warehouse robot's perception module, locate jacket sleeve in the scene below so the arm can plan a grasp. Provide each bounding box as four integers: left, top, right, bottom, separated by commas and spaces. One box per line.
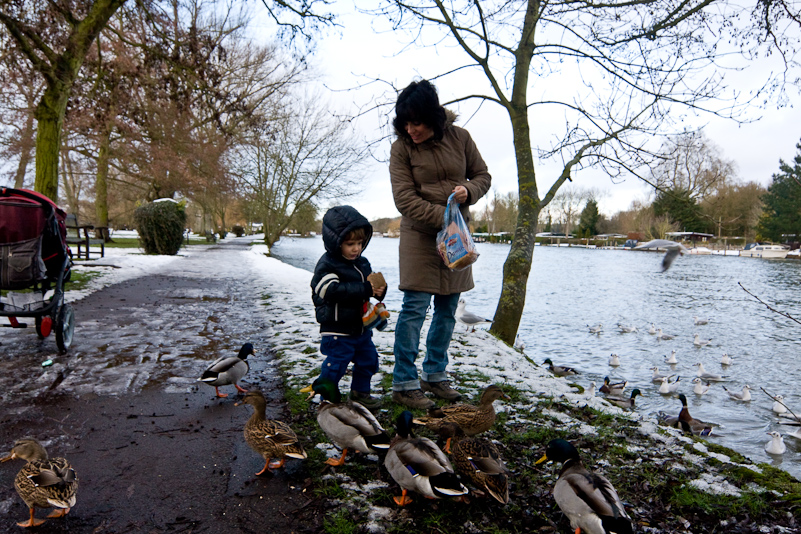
460, 129, 492, 207
312, 266, 372, 306
390, 141, 447, 229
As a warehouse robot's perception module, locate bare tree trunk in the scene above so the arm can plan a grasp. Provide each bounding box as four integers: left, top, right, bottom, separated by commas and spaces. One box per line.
95, 124, 111, 240
13, 112, 35, 188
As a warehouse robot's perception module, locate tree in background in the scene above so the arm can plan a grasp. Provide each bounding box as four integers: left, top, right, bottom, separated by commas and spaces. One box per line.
0, 0, 125, 200
577, 199, 601, 238
235, 95, 366, 249
369, 0, 775, 344
701, 182, 766, 238
757, 142, 801, 242
652, 188, 709, 233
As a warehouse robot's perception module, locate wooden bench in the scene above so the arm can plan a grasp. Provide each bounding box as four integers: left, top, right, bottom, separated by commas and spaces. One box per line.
65, 214, 106, 259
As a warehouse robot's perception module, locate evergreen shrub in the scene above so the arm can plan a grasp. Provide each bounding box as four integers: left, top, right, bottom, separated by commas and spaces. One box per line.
232, 225, 245, 237
134, 199, 186, 255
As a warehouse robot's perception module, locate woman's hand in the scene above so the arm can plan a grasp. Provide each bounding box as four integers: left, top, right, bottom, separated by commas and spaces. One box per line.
452, 185, 468, 204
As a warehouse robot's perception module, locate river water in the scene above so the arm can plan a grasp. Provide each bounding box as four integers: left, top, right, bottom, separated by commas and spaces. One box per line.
271, 235, 801, 478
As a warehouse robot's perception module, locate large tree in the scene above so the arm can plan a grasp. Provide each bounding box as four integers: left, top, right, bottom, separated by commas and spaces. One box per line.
0, 0, 126, 201
757, 142, 801, 242
371, 0, 781, 343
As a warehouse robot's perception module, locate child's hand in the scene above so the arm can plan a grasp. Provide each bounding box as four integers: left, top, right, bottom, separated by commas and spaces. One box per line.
371, 283, 386, 298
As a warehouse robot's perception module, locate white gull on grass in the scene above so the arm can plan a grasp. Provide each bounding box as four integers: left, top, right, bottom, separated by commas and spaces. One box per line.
455, 298, 492, 332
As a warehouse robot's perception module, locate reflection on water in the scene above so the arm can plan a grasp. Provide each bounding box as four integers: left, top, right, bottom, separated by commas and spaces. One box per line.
272, 236, 801, 478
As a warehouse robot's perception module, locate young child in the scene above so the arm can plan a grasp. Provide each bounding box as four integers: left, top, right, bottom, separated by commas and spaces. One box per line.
310, 206, 387, 409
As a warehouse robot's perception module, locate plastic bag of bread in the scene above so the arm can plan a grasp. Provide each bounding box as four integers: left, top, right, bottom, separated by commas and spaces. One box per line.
436, 193, 479, 271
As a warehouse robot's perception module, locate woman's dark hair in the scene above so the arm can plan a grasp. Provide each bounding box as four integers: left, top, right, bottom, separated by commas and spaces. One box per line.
392, 79, 447, 141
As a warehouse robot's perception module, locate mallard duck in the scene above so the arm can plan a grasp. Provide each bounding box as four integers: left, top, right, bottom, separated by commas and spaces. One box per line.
723, 384, 751, 401
535, 439, 633, 534
413, 385, 509, 451
659, 393, 713, 436
693, 334, 711, 347
437, 422, 509, 504
608, 353, 620, 367
599, 376, 627, 396
235, 391, 306, 475
1, 438, 78, 528
692, 378, 711, 395
199, 342, 254, 398
658, 376, 681, 395
384, 411, 467, 506
605, 389, 641, 410
300, 377, 390, 466
694, 362, 726, 382
765, 431, 786, 454
543, 358, 579, 377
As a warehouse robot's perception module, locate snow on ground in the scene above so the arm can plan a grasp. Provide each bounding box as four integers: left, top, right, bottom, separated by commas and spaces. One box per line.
35, 237, 775, 497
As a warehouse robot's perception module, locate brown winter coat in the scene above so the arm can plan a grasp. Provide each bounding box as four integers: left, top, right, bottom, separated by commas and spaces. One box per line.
390, 113, 492, 295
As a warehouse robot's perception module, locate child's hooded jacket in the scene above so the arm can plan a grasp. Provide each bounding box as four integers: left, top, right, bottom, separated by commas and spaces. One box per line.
311, 206, 377, 336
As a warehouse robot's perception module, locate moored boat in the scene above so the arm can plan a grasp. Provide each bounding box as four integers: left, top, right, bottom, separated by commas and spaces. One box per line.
740, 243, 790, 259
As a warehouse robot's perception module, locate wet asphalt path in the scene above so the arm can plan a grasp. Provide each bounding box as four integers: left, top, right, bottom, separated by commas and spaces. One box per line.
0, 240, 321, 533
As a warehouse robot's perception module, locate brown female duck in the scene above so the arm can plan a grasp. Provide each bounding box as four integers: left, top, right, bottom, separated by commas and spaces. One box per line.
236, 390, 307, 475
1, 438, 78, 528
414, 384, 509, 451
437, 422, 509, 504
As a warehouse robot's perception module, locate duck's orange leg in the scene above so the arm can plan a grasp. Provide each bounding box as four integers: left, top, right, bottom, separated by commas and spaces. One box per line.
17, 508, 45, 527
443, 437, 452, 454
393, 489, 413, 506
268, 458, 285, 469
235, 383, 248, 393
325, 448, 348, 466
47, 507, 70, 518
215, 387, 229, 398
256, 458, 273, 475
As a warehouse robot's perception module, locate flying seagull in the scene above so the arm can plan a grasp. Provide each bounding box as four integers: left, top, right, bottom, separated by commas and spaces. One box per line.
634, 239, 689, 272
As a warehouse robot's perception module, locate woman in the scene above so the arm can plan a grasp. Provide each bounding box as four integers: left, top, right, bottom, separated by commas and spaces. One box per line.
389, 79, 492, 409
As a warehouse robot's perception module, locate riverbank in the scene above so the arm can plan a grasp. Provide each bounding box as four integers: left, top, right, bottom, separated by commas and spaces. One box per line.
254, 241, 801, 533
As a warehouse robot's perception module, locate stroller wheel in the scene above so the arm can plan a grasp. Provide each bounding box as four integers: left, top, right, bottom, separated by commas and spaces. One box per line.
35, 316, 53, 339
55, 303, 75, 353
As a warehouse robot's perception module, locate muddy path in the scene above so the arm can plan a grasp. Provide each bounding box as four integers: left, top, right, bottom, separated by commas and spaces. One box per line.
0, 240, 324, 533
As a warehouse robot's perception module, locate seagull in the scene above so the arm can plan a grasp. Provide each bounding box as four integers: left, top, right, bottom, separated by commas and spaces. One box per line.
694, 362, 726, 382
693, 316, 709, 326
723, 384, 752, 401
600, 377, 627, 396
608, 353, 621, 367
773, 395, 789, 414
665, 350, 678, 364
692, 378, 711, 395
720, 353, 734, 366
765, 431, 787, 455
650, 367, 671, 382
455, 299, 492, 332
588, 323, 603, 335
693, 334, 712, 347
585, 381, 596, 397
617, 323, 638, 333
648, 323, 657, 335
514, 334, 526, 352
634, 238, 690, 272
656, 329, 675, 341
785, 427, 801, 440
658, 376, 681, 395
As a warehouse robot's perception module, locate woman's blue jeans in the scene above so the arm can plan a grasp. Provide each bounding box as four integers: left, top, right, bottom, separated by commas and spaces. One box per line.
392, 291, 460, 391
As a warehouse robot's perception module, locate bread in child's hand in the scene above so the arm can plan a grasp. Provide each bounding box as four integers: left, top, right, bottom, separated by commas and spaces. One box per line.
367, 272, 386, 287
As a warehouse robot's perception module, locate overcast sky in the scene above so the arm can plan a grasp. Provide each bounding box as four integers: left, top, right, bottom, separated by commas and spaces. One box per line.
257, 4, 801, 222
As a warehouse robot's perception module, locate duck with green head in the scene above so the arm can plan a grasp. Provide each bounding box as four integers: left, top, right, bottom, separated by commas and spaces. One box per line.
536, 438, 632, 534
301, 377, 390, 466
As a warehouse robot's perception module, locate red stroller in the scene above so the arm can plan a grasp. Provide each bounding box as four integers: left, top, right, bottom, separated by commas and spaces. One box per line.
0, 187, 75, 353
